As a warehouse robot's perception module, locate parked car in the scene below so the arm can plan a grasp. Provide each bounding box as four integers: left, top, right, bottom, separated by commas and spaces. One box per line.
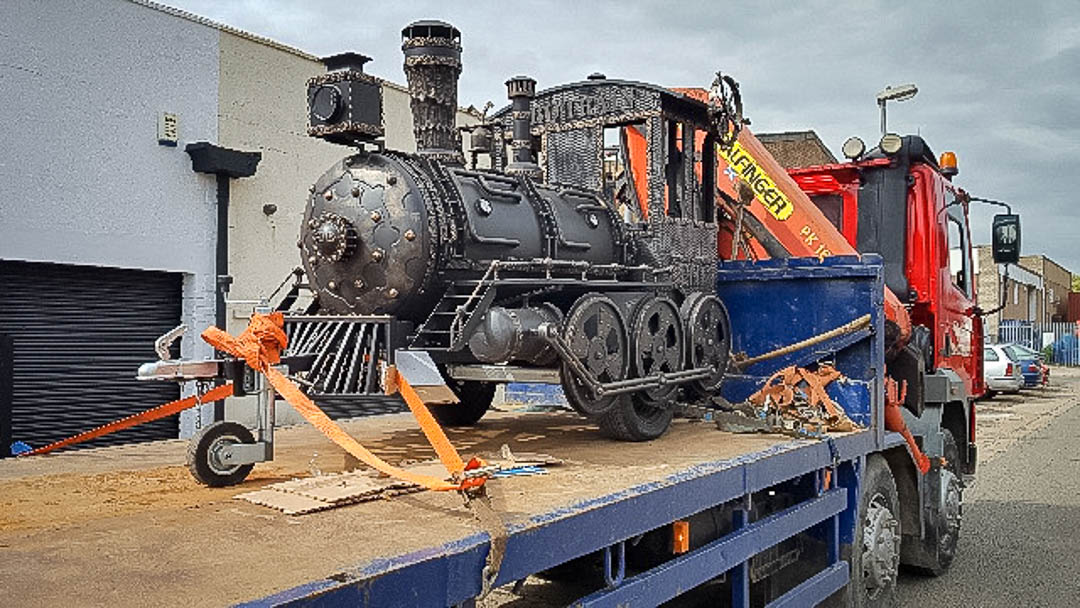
1002, 343, 1047, 388
983, 344, 1023, 397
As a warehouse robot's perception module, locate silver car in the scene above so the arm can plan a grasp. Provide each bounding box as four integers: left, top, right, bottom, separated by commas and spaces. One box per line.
983, 344, 1022, 396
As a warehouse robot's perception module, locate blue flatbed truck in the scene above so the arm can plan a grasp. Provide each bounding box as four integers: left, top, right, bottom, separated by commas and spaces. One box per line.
242, 256, 949, 607
0, 256, 956, 608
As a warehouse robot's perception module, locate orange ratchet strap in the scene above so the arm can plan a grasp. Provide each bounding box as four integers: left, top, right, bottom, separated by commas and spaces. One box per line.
201, 312, 477, 492
22, 383, 235, 457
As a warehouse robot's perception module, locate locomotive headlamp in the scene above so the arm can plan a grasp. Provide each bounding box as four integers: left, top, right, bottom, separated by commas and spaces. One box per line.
880, 133, 903, 155
842, 136, 865, 160
307, 52, 384, 146
310, 86, 343, 122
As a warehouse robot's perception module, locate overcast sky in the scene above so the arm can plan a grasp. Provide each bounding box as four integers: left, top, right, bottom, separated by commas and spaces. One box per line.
167, 0, 1080, 275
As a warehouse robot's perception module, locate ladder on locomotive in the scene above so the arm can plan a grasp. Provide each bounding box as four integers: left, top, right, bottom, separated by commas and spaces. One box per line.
409, 263, 498, 352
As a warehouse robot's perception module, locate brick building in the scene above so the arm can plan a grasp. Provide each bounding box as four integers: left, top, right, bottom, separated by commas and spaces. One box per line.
974, 245, 1044, 339
1018, 255, 1072, 322
756, 130, 838, 168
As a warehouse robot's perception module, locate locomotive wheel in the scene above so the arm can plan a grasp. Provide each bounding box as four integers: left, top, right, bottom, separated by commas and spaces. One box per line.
429, 379, 495, 427
630, 296, 685, 403
596, 395, 674, 442
560, 294, 630, 417
683, 294, 732, 397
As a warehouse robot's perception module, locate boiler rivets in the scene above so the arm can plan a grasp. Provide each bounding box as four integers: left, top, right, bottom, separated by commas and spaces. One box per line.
387, 176, 398, 186
327, 281, 337, 290
354, 279, 364, 289
323, 190, 333, 201
351, 186, 361, 197
387, 288, 399, 299
372, 248, 385, 262
404, 229, 416, 241
370, 211, 382, 222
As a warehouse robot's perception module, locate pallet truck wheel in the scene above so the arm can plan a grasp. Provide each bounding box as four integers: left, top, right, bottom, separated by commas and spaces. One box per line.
186, 421, 256, 487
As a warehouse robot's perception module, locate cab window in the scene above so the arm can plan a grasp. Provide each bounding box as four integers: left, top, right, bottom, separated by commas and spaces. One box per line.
947, 215, 971, 298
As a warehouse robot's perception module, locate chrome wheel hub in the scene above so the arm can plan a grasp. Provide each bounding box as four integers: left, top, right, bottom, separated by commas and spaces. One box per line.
862, 492, 900, 599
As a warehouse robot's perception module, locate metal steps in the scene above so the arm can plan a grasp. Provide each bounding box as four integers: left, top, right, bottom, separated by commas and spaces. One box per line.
410, 267, 498, 352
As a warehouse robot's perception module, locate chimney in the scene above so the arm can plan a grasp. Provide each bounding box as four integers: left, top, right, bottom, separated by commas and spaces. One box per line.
401, 20, 464, 164
504, 75, 540, 177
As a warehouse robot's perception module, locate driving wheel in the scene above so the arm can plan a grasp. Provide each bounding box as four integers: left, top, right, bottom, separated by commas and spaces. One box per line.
631, 296, 685, 403
560, 294, 630, 416
683, 293, 731, 397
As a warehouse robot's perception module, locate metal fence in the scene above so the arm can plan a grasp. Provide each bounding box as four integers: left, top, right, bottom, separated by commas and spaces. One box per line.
997, 320, 1080, 366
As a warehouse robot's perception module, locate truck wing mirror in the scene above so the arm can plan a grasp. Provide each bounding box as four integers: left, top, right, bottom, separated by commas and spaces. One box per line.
991, 213, 1021, 265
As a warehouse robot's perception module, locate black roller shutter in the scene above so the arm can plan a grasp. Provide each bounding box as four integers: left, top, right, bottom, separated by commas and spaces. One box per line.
0, 260, 183, 450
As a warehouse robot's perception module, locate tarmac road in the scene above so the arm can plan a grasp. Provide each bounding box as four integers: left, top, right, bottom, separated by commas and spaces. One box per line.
899, 368, 1080, 607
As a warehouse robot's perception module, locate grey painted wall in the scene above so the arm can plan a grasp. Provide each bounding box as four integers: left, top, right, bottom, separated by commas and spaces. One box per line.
0, 0, 221, 435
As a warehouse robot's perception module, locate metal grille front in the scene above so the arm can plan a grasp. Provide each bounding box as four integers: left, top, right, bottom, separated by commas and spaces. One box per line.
0, 260, 182, 450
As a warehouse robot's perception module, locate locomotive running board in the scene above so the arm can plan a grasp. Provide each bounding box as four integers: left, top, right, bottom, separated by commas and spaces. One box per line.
445, 364, 560, 384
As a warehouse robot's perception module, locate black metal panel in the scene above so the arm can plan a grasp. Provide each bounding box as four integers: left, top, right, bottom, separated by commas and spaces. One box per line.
0, 261, 182, 449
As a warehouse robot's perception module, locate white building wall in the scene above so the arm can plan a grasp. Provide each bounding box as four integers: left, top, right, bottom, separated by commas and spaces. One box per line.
0, 0, 223, 435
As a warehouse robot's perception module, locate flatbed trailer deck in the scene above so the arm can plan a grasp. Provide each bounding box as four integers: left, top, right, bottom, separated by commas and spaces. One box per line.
2, 257, 904, 607
0, 411, 897, 607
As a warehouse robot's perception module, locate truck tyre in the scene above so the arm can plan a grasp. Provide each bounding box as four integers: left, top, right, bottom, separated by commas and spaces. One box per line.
187, 421, 256, 487
909, 431, 962, 576
843, 454, 901, 608
429, 380, 493, 427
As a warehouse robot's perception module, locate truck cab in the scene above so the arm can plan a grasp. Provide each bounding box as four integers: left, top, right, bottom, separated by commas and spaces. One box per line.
788, 135, 982, 475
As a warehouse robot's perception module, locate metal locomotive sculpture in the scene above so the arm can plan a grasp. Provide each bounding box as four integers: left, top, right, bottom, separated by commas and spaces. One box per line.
296, 20, 737, 440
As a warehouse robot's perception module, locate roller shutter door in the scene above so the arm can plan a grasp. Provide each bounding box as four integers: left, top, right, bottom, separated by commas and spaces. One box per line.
0, 260, 182, 450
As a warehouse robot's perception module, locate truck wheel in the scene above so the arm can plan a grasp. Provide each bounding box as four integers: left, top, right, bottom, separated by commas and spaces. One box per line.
429, 380, 493, 427
847, 455, 901, 608
595, 395, 673, 441
910, 431, 962, 576
187, 421, 255, 487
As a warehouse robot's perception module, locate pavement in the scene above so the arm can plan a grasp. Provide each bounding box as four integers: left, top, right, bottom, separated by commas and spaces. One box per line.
899, 366, 1080, 606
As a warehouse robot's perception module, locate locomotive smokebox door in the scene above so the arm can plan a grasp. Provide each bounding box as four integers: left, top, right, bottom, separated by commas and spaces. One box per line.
307, 52, 384, 147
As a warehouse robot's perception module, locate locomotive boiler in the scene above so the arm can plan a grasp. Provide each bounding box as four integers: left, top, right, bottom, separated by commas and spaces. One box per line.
297, 20, 734, 440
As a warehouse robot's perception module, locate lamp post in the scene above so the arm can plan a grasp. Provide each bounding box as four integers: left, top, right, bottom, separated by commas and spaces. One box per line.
876, 83, 918, 135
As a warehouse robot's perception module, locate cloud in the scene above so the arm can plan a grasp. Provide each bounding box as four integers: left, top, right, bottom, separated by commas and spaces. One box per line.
166, 0, 1080, 274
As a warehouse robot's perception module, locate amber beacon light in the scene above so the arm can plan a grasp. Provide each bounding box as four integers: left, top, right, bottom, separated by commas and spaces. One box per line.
940, 151, 958, 178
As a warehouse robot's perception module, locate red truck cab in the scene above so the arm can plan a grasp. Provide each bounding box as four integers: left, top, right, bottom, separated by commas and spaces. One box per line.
788, 135, 983, 472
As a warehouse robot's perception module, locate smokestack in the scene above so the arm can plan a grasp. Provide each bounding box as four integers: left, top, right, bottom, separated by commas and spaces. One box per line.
504, 76, 541, 177
401, 20, 464, 164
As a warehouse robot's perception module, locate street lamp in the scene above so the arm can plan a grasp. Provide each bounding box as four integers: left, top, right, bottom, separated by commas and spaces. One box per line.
876, 83, 918, 135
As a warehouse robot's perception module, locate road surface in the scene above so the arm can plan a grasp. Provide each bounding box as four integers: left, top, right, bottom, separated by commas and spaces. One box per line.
899, 367, 1080, 607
